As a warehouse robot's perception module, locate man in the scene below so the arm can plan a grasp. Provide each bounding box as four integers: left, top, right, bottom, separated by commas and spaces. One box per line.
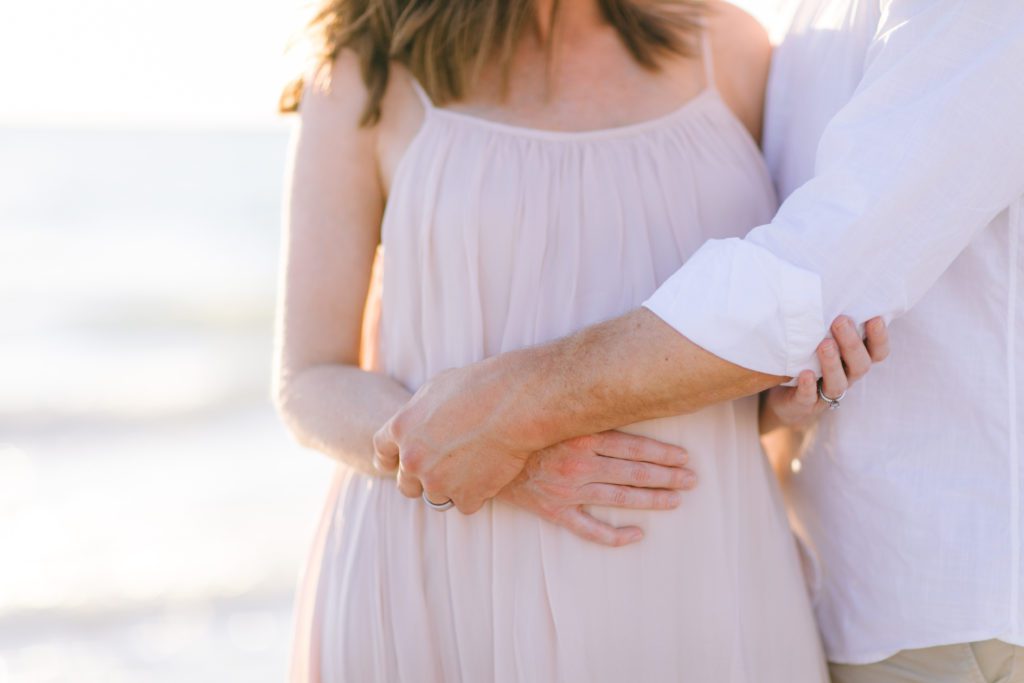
374, 1, 1024, 680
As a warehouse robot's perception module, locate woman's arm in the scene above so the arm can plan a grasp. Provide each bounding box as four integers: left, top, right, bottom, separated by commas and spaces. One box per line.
272, 55, 699, 534
273, 52, 410, 477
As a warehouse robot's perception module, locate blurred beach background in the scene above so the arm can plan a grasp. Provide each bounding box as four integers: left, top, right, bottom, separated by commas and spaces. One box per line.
0, 2, 331, 680
0, 1, 779, 681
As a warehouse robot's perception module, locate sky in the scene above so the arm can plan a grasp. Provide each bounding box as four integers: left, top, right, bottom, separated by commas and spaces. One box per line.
0, 0, 777, 130
0, 0, 310, 128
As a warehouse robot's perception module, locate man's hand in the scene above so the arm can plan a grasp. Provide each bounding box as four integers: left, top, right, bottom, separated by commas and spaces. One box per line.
499, 431, 696, 546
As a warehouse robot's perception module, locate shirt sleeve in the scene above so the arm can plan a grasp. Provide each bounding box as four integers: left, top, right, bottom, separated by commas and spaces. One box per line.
643, 0, 1024, 377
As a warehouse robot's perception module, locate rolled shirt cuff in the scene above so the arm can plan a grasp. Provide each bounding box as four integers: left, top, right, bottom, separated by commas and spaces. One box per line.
642, 238, 827, 378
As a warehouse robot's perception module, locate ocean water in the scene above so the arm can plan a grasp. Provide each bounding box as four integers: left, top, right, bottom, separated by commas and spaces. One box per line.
0, 126, 333, 682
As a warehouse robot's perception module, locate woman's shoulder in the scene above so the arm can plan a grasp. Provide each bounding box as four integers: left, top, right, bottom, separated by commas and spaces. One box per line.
297, 50, 380, 135
296, 50, 424, 173
704, 1, 772, 142
704, 1, 771, 67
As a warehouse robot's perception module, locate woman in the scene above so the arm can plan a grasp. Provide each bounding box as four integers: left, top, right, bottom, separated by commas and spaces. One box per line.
274, 0, 885, 680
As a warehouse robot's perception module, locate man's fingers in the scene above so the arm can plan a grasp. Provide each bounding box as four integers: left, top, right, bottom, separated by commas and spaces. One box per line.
817, 339, 850, 399
372, 422, 400, 473
865, 316, 890, 363
561, 507, 644, 547
580, 483, 683, 510
591, 456, 696, 490
592, 431, 688, 466
831, 316, 872, 381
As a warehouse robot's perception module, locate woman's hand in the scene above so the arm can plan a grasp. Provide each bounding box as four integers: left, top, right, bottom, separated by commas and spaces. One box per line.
373, 357, 539, 513
761, 316, 890, 433
498, 431, 697, 547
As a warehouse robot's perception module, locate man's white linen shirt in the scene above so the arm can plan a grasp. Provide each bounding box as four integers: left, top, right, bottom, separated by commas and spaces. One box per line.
643, 0, 1024, 665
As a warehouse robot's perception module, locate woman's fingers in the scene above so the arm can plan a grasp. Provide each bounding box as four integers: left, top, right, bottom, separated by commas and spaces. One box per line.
793, 370, 819, 408
579, 483, 683, 510
831, 316, 872, 381
817, 339, 849, 400
591, 431, 688, 467
372, 422, 400, 473
865, 316, 890, 362
559, 507, 644, 547
396, 463, 424, 499
590, 455, 696, 490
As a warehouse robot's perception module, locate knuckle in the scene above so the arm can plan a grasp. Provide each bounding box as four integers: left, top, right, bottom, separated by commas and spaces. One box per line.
665, 446, 687, 465
574, 453, 598, 476
629, 465, 651, 485
402, 447, 424, 473
611, 488, 630, 507
623, 441, 644, 461
569, 434, 596, 453
419, 472, 438, 492
397, 478, 418, 498
553, 454, 580, 479
389, 414, 406, 439
651, 493, 672, 509
609, 532, 631, 548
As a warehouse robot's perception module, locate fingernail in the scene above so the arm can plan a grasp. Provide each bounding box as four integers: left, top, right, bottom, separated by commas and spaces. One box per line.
629, 530, 644, 543
682, 472, 697, 488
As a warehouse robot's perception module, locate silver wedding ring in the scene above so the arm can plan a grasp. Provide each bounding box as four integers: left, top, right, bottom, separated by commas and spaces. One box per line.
817, 378, 846, 410
422, 492, 454, 511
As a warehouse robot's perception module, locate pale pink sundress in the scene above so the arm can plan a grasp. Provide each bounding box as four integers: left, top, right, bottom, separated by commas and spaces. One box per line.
291, 38, 829, 683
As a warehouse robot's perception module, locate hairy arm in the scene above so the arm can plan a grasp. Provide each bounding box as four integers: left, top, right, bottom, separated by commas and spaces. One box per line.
273, 53, 410, 477
376, 308, 782, 512
376, 2, 1024, 512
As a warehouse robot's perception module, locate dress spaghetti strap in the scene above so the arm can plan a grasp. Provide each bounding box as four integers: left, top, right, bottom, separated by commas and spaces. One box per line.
409, 77, 434, 110
701, 29, 716, 91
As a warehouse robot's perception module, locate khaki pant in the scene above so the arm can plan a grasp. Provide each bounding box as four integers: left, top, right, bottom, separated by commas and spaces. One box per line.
830, 640, 1024, 683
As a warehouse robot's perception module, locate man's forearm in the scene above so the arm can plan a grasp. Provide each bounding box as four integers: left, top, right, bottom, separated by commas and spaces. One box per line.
495, 308, 786, 451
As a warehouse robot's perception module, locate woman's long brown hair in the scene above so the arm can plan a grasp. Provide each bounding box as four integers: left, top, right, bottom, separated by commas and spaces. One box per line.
280, 0, 705, 126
